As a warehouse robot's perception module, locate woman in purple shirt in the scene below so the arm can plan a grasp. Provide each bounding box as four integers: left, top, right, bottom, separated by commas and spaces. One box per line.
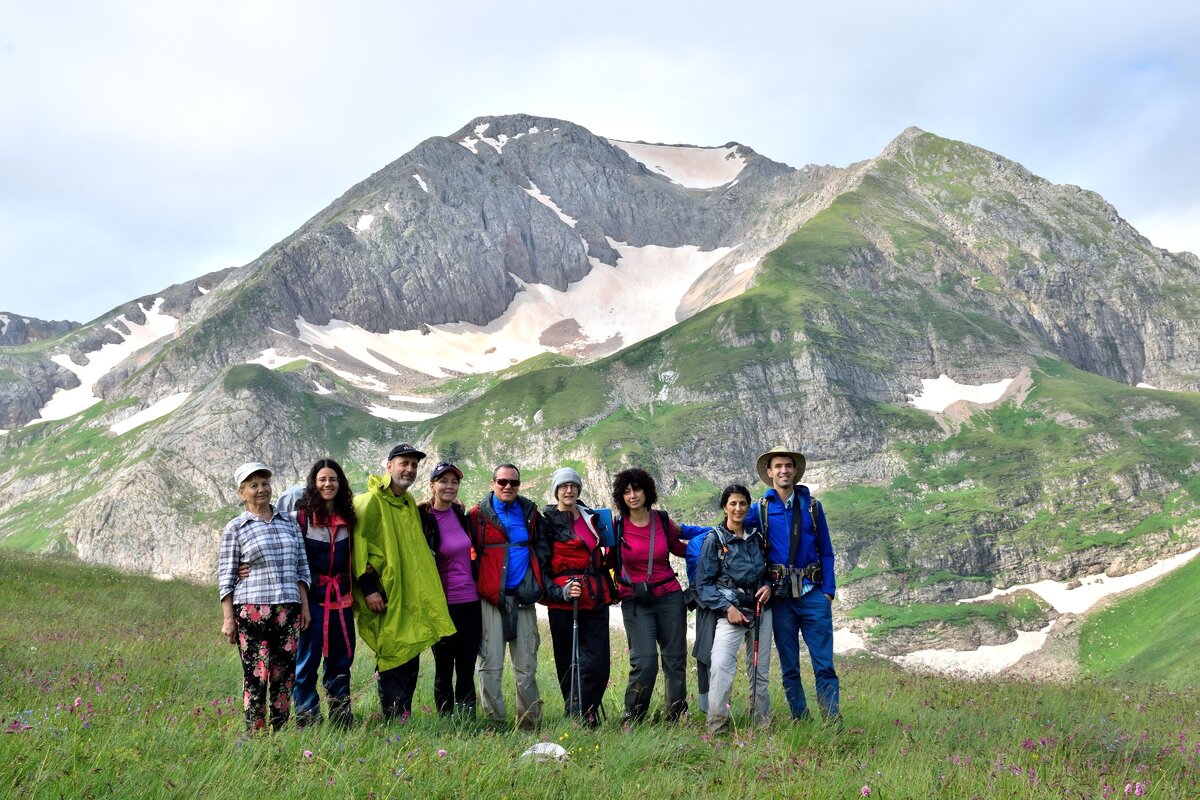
419, 461, 481, 718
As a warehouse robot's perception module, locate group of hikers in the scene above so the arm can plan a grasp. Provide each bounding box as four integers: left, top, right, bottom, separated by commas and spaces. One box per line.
217, 443, 840, 734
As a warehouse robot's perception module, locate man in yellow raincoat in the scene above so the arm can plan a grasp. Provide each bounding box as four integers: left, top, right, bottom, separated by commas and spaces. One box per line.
353, 443, 455, 720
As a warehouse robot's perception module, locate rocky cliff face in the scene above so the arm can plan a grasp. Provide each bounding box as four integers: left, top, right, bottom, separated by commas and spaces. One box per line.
0, 313, 79, 347
2, 118, 1199, 658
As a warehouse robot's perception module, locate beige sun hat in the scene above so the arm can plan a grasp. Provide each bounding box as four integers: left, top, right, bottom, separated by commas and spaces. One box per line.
755, 446, 806, 485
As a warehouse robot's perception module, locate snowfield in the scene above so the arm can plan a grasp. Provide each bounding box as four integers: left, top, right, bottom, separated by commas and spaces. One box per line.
32, 299, 179, 424
109, 392, 191, 435
523, 182, 578, 227
366, 404, 437, 422
608, 140, 746, 189
909, 374, 1014, 413
459, 122, 541, 155
886, 545, 1200, 675
292, 239, 734, 378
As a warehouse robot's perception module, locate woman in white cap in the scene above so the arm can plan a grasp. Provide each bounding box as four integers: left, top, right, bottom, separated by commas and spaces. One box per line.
218, 462, 312, 732
418, 461, 481, 718
537, 467, 618, 726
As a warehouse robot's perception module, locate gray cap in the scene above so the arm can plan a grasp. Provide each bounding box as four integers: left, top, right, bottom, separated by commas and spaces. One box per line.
550, 467, 583, 499
234, 461, 272, 488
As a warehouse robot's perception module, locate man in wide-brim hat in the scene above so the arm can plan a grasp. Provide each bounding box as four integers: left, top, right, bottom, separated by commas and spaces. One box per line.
745, 445, 840, 725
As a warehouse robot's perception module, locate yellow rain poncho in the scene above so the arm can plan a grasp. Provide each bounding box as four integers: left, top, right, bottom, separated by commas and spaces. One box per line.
352, 474, 455, 670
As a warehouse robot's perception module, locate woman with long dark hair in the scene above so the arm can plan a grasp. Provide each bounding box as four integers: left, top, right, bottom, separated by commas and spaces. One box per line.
612, 467, 689, 723
694, 484, 772, 733
292, 458, 359, 726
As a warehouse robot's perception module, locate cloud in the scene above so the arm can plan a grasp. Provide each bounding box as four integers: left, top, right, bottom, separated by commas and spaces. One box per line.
2, 0, 1198, 320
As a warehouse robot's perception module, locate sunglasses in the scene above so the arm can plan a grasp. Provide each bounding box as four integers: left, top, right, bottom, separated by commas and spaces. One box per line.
493, 478, 521, 488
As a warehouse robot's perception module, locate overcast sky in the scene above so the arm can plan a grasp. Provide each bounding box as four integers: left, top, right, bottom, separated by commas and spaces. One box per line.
3, 1, 1197, 323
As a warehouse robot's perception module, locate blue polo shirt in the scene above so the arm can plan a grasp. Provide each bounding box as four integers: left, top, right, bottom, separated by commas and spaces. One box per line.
492, 495, 531, 590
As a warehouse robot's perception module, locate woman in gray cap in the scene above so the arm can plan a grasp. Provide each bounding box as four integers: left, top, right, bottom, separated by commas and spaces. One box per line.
537, 467, 618, 726
218, 462, 312, 732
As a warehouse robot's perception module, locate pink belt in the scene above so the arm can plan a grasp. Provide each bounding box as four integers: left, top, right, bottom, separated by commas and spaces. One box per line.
318, 574, 353, 658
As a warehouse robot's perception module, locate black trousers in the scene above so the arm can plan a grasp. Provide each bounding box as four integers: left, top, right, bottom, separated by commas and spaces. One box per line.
621, 591, 688, 721
548, 605, 610, 721
377, 656, 419, 721
432, 600, 482, 715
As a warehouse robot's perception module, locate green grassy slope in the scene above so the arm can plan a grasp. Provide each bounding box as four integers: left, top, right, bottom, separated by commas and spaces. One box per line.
1079, 552, 1200, 689
2, 550, 1198, 799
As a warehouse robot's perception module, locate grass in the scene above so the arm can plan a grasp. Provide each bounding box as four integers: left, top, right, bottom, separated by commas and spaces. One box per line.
3, 551, 1200, 798
1079, 552, 1200, 690
847, 593, 1047, 636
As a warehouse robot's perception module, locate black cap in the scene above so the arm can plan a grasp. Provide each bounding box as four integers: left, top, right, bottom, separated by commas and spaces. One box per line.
387, 443, 426, 461
430, 461, 463, 481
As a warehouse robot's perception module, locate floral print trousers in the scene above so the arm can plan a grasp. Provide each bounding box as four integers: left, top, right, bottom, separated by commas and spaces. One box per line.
234, 603, 300, 731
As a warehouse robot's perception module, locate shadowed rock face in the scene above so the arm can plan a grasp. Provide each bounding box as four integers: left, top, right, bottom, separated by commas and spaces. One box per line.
0, 314, 79, 347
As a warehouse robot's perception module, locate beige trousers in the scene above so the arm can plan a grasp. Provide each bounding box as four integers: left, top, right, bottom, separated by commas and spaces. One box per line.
477, 599, 542, 726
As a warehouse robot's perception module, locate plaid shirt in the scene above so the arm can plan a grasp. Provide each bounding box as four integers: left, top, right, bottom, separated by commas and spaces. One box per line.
218, 506, 312, 604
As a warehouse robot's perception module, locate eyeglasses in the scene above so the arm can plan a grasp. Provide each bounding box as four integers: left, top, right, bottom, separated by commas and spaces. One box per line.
494, 478, 521, 488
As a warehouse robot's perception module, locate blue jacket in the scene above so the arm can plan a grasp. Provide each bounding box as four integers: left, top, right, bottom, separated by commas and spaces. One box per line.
744, 485, 836, 597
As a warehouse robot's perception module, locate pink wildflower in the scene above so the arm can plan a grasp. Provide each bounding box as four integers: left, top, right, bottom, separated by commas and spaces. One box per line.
438, 749, 448, 757
860, 786, 871, 797
303, 750, 313, 759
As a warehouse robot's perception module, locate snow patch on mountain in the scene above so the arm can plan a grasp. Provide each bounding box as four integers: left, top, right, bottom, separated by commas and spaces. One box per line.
909, 374, 1014, 413
247, 348, 389, 392
966, 546, 1200, 615
894, 625, 1053, 676
608, 141, 746, 189
293, 239, 734, 378
355, 214, 375, 232
109, 392, 190, 435
367, 404, 437, 422
388, 394, 434, 404
888, 545, 1200, 676
0, 314, 8, 335
413, 174, 429, 193
523, 182, 578, 228
834, 628, 866, 654
459, 123, 542, 156
32, 299, 178, 424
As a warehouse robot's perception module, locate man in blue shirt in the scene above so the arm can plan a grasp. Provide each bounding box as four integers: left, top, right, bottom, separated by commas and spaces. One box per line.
469, 463, 546, 728
745, 446, 840, 724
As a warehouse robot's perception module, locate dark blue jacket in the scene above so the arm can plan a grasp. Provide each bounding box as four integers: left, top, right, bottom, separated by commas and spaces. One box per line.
744, 485, 835, 597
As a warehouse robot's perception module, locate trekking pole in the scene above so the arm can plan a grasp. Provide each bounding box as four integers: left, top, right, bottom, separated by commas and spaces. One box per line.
570, 580, 583, 720
750, 599, 762, 723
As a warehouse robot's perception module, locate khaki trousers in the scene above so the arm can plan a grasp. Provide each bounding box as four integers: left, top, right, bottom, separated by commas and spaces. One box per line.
477, 599, 542, 726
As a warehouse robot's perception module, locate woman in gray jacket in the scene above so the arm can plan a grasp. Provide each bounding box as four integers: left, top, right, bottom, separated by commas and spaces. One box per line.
695, 484, 772, 733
